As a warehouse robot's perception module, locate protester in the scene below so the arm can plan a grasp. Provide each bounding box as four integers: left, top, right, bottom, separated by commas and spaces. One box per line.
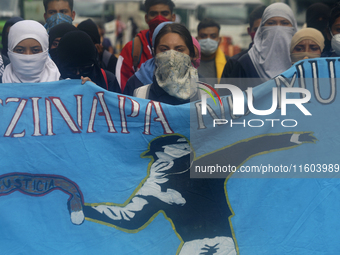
116, 0, 176, 91
196, 18, 227, 84
43, 0, 76, 32
1, 17, 24, 59
56, 30, 121, 93
2, 20, 60, 83
306, 3, 331, 57
124, 22, 201, 96
221, 5, 266, 79
127, 17, 139, 41
132, 23, 200, 105
290, 28, 324, 65
229, 2, 297, 88
115, 15, 126, 53
328, 6, 340, 57
77, 19, 117, 75
48, 22, 77, 66
98, 22, 114, 54
191, 37, 201, 69
0, 17, 24, 78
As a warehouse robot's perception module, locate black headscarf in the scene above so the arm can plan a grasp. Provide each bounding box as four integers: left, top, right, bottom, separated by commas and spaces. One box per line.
48, 23, 77, 65
57, 30, 106, 87
1, 17, 23, 57
307, 3, 332, 55
329, 5, 340, 30
49, 22, 77, 49
77, 19, 101, 44
306, 3, 331, 32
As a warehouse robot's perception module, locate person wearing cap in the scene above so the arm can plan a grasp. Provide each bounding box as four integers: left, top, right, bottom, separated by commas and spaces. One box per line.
290, 28, 325, 65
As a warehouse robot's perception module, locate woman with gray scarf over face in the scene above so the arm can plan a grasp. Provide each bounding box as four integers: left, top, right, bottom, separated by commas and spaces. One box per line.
229, 3, 297, 90
133, 23, 200, 105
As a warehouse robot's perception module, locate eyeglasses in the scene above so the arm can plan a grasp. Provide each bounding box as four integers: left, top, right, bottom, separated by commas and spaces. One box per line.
64, 64, 95, 76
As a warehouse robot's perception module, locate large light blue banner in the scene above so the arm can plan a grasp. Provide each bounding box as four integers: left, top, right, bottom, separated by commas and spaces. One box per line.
1, 58, 339, 255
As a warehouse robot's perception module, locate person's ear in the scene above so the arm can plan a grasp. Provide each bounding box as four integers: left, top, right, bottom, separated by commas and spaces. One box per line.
218, 36, 221, 45
71, 11, 76, 21
145, 13, 148, 24
44, 12, 47, 22
171, 13, 176, 22
247, 27, 251, 35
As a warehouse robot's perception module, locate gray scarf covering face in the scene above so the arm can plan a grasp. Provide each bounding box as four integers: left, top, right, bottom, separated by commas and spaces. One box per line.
155, 50, 198, 100
248, 2, 297, 82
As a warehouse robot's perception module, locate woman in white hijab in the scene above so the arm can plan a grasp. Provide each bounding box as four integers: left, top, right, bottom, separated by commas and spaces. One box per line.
2, 20, 60, 83
229, 3, 297, 88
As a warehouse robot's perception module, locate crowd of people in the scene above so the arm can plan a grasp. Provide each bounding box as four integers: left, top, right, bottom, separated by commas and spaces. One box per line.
0, 0, 339, 105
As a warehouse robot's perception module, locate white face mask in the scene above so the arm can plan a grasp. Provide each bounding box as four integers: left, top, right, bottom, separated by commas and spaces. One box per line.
199, 38, 219, 56
331, 33, 340, 56
7, 50, 49, 83
155, 50, 198, 100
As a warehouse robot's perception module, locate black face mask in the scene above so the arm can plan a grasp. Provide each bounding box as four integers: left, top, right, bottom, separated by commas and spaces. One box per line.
49, 48, 59, 66
59, 64, 95, 80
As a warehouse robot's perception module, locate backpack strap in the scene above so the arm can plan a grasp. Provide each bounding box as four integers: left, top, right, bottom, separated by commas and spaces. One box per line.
102, 50, 111, 68
101, 68, 109, 90
131, 36, 143, 72
133, 84, 151, 99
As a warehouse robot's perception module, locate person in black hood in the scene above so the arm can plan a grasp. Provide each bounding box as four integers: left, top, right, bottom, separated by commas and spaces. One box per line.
77, 19, 117, 75
306, 3, 331, 57
48, 22, 77, 66
56, 30, 121, 93
0, 17, 23, 79
1, 17, 23, 58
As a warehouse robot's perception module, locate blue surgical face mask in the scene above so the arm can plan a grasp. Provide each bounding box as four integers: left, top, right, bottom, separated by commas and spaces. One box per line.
44, 13, 73, 33
199, 38, 219, 56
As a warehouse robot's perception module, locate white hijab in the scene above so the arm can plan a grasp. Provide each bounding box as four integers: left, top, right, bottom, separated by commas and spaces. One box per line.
2, 20, 60, 83
248, 3, 297, 82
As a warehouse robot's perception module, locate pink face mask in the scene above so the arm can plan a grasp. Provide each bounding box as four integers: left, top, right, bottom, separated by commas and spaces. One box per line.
191, 36, 201, 69
250, 32, 256, 41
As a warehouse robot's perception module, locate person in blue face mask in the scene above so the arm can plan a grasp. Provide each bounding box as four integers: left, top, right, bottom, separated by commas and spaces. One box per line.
196, 18, 227, 85
43, 0, 76, 32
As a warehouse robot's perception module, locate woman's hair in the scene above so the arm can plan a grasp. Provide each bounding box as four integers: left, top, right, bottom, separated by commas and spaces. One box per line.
154, 23, 195, 58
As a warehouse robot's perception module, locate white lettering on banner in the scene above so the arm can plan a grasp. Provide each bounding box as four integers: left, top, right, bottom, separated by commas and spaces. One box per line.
143, 101, 173, 135
45, 98, 55, 136
87, 96, 98, 133
5, 98, 27, 137
0, 93, 173, 138
31, 97, 42, 137
75, 95, 83, 130
118, 95, 140, 134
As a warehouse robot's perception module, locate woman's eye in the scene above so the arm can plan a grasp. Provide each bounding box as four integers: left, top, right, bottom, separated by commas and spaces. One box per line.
294, 47, 302, 52
32, 48, 42, 54
14, 48, 23, 54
